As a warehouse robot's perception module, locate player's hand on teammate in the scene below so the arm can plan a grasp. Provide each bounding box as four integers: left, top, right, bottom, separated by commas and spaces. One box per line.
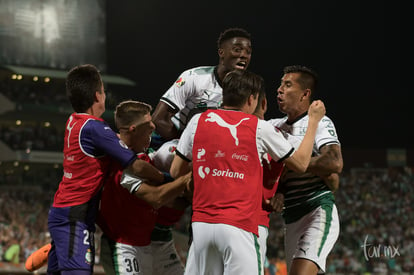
322, 173, 340, 192
178, 171, 193, 193
308, 100, 326, 122
181, 171, 194, 202
269, 192, 285, 213
186, 171, 194, 193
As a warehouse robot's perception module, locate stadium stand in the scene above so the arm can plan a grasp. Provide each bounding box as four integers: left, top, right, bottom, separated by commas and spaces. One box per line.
1, 67, 413, 273
1, 161, 413, 274
0, 66, 134, 275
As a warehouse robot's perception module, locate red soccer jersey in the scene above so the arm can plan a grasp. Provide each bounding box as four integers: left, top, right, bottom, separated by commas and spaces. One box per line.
191, 109, 263, 235
53, 114, 111, 207
97, 153, 158, 246
259, 156, 284, 227
53, 113, 136, 207
156, 206, 185, 226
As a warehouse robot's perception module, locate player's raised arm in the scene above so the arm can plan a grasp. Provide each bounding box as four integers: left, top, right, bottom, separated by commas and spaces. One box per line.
282, 100, 326, 173
152, 101, 180, 141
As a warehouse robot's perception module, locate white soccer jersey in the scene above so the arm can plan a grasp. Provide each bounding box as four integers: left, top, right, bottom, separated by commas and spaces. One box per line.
267, 113, 340, 223
149, 139, 179, 173
160, 66, 223, 132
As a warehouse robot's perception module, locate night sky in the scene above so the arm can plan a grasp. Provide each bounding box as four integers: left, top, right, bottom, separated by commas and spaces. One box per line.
105, 0, 405, 150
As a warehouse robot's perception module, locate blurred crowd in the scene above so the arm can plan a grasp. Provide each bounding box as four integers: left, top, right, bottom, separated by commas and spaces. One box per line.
0, 185, 51, 265
1, 162, 413, 274
329, 167, 414, 274
0, 81, 123, 113
0, 124, 63, 152
264, 166, 414, 274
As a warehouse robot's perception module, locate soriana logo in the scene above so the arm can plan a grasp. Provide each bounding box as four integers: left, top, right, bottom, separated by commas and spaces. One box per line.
197, 166, 244, 180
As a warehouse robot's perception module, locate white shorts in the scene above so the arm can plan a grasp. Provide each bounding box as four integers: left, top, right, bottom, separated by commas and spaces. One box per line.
258, 225, 269, 275
183, 243, 196, 275
284, 204, 340, 274
187, 222, 261, 275
100, 234, 153, 275
151, 240, 184, 275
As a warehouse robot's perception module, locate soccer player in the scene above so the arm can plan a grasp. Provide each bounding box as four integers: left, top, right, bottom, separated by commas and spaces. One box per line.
46, 64, 169, 275
253, 89, 285, 275
27, 100, 191, 275
267, 65, 343, 275
149, 139, 190, 275
170, 70, 326, 275
97, 100, 192, 275
151, 27, 252, 148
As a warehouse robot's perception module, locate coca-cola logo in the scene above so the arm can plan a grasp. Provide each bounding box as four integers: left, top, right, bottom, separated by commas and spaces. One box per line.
231, 153, 248, 161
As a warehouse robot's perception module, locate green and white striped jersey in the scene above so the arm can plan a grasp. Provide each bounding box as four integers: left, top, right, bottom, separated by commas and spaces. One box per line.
268, 112, 340, 223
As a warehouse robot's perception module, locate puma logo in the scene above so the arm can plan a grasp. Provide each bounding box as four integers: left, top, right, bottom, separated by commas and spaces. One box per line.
203, 90, 211, 100
205, 113, 249, 146
299, 247, 309, 255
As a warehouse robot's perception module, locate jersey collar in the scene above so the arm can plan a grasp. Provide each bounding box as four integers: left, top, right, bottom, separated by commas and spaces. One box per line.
287, 111, 308, 125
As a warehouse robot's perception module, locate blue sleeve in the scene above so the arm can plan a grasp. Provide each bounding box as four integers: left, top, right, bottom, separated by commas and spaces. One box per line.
80, 120, 136, 168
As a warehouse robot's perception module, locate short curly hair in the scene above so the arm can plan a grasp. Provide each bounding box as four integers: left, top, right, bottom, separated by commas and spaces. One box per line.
217, 27, 251, 49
